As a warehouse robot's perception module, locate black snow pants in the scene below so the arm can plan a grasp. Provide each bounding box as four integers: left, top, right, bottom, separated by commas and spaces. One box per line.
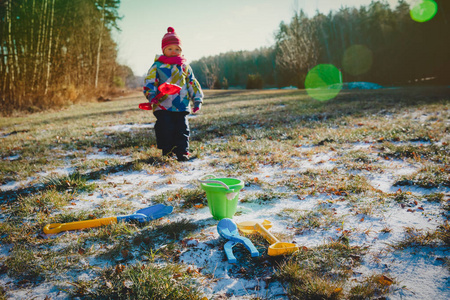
153, 110, 190, 155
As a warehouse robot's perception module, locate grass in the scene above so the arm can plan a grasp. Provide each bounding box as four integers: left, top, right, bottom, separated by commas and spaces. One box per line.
392, 223, 450, 250
394, 165, 450, 188
44, 171, 97, 192
152, 187, 207, 208
69, 263, 203, 300
14, 188, 74, 217
348, 273, 397, 300
424, 192, 446, 203
5, 245, 43, 280
240, 192, 282, 203
380, 142, 449, 163
281, 207, 344, 233
154, 218, 199, 240
275, 240, 374, 299
0, 87, 449, 298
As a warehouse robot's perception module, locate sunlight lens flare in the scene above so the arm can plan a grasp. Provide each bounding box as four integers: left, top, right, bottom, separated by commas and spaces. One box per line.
410, 0, 438, 22
305, 64, 342, 101
342, 45, 373, 76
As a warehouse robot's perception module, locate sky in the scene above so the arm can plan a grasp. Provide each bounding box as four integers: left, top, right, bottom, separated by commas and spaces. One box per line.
113, 0, 411, 76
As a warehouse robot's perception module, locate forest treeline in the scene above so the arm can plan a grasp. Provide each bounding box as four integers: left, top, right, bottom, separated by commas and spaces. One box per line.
191, 0, 449, 89
1, 1, 449, 115
0, 0, 133, 115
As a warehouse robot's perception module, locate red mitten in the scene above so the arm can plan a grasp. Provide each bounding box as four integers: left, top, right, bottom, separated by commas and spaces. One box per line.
192, 103, 202, 114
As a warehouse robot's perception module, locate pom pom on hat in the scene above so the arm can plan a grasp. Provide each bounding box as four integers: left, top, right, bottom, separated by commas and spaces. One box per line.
162, 27, 182, 51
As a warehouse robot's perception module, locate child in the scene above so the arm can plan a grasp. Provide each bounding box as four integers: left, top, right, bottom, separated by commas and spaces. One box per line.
143, 27, 204, 162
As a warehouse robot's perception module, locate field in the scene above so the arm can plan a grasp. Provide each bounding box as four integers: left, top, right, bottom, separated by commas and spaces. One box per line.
0, 87, 449, 299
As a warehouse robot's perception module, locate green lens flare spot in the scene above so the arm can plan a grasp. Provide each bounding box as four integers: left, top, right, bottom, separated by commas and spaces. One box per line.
342, 45, 373, 76
410, 0, 438, 22
305, 64, 342, 101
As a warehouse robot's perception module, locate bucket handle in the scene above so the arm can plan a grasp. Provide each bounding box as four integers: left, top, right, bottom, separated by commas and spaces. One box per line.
198, 174, 231, 190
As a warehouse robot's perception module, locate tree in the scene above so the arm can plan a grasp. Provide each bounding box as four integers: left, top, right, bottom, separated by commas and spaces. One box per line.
191, 47, 277, 89
200, 60, 220, 89
222, 77, 229, 90
0, 0, 122, 115
246, 74, 263, 89
191, 1, 449, 90
275, 10, 320, 88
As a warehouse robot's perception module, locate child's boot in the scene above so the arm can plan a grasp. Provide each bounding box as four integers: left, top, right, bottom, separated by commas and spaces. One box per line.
176, 152, 190, 162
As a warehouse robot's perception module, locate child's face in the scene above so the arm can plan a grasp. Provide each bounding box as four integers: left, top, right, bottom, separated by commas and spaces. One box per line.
163, 45, 182, 57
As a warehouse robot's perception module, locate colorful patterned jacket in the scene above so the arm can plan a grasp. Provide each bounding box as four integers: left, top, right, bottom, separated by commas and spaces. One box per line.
143, 55, 203, 113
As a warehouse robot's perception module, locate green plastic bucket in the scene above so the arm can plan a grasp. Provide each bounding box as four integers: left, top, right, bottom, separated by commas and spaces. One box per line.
199, 175, 244, 220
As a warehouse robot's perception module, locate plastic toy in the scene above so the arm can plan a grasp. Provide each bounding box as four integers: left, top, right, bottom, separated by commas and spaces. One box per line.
198, 174, 244, 220
237, 219, 272, 233
237, 220, 299, 256
139, 83, 182, 110
217, 218, 259, 263
44, 204, 173, 234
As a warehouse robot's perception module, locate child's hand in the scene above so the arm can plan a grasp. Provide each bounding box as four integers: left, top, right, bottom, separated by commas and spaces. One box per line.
192, 103, 201, 114
150, 98, 158, 105
193, 103, 202, 114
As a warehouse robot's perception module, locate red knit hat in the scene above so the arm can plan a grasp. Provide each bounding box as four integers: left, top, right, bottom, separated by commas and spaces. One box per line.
161, 27, 182, 52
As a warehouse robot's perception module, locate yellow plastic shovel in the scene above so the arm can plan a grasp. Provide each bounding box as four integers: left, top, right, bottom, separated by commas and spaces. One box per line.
237, 220, 299, 256
236, 219, 272, 234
